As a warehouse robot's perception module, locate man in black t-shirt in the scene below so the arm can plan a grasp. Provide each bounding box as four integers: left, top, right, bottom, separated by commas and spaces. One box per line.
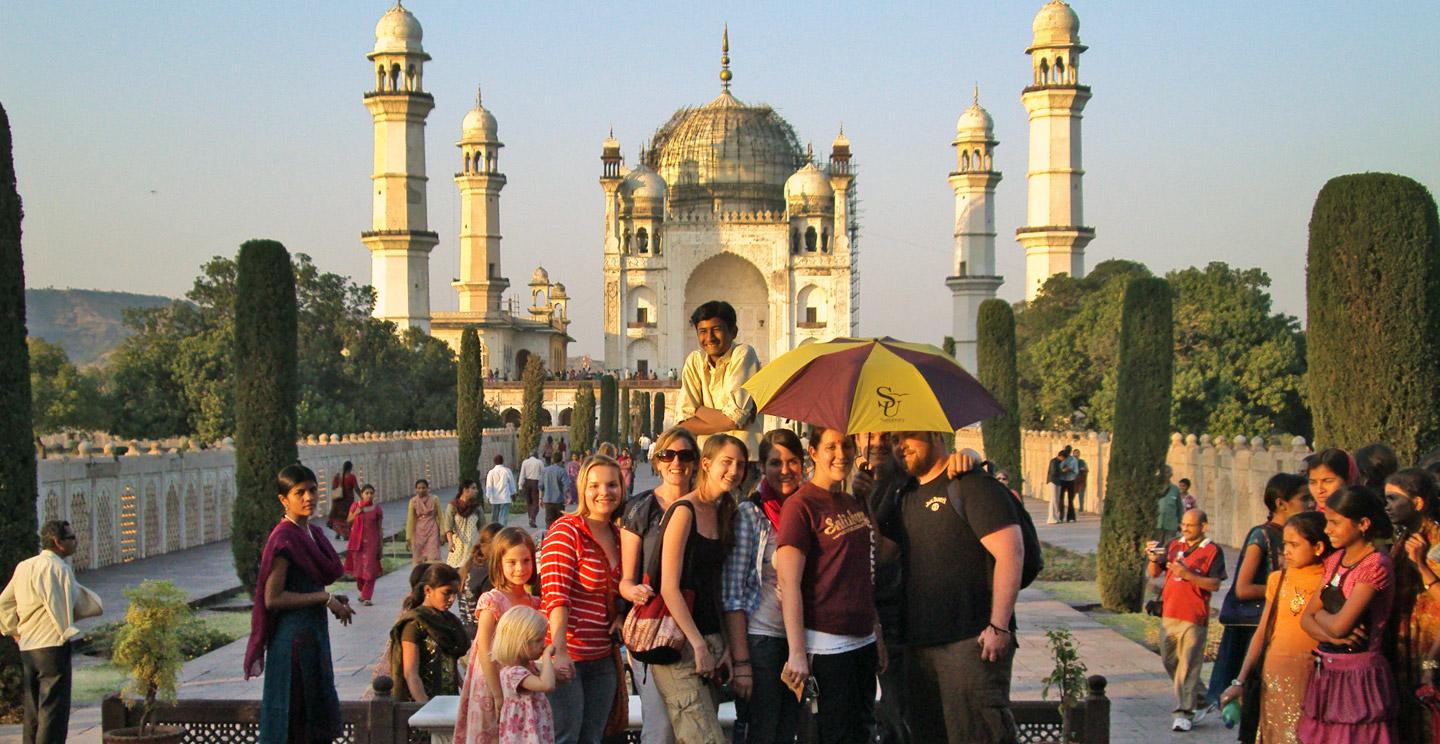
879, 432, 1024, 744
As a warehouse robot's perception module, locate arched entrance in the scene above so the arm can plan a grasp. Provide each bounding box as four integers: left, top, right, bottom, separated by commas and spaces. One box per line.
684, 253, 770, 365
515, 349, 532, 377
501, 408, 521, 427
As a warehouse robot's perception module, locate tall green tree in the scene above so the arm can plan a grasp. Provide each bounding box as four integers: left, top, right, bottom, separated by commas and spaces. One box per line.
518, 355, 545, 457
598, 374, 618, 446
1308, 174, 1440, 463
977, 300, 1021, 489
29, 337, 105, 435
570, 381, 596, 453
457, 328, 483, 484
653, 391, 666, 435
231, 240, 299, 593
0, 101, 38, 710
620, 386, 632, 445
1097, 277, 1174, 612
637, 392, 652, 438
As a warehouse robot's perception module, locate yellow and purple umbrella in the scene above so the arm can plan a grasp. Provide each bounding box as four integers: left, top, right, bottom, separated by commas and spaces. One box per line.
742, 337, 1004, 433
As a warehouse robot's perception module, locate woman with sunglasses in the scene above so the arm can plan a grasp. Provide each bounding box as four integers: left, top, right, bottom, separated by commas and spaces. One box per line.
618, 426, 700, 744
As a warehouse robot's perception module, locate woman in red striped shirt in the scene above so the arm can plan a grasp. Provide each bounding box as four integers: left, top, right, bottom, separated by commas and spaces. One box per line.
540, 455, 624, 744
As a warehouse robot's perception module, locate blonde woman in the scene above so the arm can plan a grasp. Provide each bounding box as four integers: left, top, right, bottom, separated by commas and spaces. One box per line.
539, 456, 623, 744
651, 434, 746, 744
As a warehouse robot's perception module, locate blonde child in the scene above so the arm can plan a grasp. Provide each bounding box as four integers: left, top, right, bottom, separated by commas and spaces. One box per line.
491, 606, 557, 744
1220, 511, 1331, 744
454, 527, 541, 744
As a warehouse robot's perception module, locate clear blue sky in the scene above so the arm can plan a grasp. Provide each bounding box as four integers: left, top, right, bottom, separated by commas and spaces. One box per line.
5, 1, 1439, 356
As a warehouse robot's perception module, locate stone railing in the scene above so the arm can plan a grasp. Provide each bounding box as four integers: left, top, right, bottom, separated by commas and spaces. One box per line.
954, 428, 1311, 548
34, 428, 537, 572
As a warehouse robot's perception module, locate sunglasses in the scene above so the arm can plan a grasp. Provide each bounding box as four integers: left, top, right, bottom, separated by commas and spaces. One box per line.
656, 449, 698, 463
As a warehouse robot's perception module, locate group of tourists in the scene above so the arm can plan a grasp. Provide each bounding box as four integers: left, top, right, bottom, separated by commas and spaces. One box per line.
1148, 442, 1440, 744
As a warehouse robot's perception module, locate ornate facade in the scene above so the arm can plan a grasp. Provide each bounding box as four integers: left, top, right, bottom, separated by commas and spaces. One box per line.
600, 30, 858, 375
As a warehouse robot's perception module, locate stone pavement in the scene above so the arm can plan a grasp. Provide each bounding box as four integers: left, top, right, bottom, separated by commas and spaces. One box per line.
7, 469, 1242, 744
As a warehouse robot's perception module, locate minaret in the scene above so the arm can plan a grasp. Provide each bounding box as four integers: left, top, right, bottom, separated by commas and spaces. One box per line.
599, 129, 624, 367
946, 88, 1003, 371
453, 88, 508, 316
829, 126, 859, 334
362, 2, 437, 331
1017, 0, 1093, 301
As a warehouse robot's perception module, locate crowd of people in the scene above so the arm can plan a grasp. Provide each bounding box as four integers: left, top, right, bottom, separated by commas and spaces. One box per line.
1143, 442, 1440, 744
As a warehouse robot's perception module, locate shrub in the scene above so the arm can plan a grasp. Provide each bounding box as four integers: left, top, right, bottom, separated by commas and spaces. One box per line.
978, 299, 1021, 491
112, 580, 190, 734
1308, 173, 1440, 463
1097, 277, 1173, 611
232, 240, 298, 593
652, 391, 666, 435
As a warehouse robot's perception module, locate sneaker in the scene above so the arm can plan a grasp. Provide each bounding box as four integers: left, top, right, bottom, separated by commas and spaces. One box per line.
1193, 703, 1216, 724
1172, 716, 1192, 732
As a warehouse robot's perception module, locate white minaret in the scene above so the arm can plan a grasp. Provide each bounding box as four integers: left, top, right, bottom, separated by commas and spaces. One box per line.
1017, 0, 1093, 301
453, 89, 509, 316
946, 88, 1003, 371
362, 2, 437, 332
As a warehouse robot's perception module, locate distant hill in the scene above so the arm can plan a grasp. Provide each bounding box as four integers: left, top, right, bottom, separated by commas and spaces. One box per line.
25, 288, 174, 367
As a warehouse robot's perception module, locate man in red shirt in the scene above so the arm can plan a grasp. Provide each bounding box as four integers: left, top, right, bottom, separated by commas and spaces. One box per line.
1147, 509, 1226, 732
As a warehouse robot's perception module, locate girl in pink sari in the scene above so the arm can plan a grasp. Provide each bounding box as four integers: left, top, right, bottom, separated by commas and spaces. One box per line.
345, 484, 384, 605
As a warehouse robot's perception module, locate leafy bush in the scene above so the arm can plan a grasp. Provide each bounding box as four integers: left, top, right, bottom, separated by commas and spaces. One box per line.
112, 580, 190, 734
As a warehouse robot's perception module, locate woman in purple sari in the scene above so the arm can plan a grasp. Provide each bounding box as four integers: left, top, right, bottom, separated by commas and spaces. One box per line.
245, 464, 358, 744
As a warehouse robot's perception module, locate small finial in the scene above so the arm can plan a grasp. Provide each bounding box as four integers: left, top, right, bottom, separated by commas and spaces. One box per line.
838, 122, 845, 136
475, 86, 483, 108
973, 83, 979, 105
720, 24, 732, 91
609, 124, 615, 139
806, 142, 814, 161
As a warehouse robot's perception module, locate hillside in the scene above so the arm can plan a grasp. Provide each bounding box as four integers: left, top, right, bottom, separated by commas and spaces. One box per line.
25, 288, 174, 367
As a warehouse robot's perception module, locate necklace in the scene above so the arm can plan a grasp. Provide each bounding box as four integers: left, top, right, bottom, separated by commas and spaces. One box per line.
1288, 584, 1310, 615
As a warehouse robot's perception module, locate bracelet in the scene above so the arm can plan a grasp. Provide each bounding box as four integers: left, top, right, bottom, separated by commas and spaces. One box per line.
987, 623, 1011, 635
1423, 660, 1440, 671
732, 658, 750, 666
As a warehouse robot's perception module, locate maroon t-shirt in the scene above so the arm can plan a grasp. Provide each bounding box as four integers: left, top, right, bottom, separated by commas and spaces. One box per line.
776, 482, 874, 637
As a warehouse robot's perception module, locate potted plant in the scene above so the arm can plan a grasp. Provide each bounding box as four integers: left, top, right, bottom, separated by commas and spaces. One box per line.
1041, 626, 1089, 742
103, 580, 190, 744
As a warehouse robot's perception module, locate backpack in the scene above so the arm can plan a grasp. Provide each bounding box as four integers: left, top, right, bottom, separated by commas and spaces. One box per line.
947, 472, 1044, 589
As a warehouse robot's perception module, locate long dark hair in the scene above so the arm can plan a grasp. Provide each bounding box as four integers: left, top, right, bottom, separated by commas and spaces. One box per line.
760, 429, 805, 467
1325, 485, 1394, 540
403, 562, 461, 611
698, 434, 747, 552
276, 463, 318, 496
1387, 467, 1440, 521
1354, 443, 1398, 491
341, 460, 354, 476
1263, 472, 1307, 518
1314, 447, 1358, 484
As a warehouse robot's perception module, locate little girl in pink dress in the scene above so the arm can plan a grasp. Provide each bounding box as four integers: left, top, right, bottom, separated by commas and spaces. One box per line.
454, 528, 540, 744
493, 606, 556, 744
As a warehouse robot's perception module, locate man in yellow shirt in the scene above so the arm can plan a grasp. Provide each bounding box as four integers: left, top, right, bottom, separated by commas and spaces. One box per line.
677, 300, 762, 462
1, 520, 103, 744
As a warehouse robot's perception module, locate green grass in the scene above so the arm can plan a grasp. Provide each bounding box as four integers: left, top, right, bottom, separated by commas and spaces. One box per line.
1031, 579, 1223, 660
1037, 542, 1098, 582
72, 610, 254, 705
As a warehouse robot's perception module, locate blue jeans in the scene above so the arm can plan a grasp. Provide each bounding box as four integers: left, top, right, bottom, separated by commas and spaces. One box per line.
733, 634, 800, 744
490, 502, 509, 526
549, 656, 617, 744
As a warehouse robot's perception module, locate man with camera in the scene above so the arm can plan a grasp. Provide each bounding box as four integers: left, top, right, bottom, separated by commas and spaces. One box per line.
1147, 509, 1226, 732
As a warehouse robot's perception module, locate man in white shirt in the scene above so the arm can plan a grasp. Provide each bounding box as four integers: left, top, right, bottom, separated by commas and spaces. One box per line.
1, 520, 103, 744
678, 300, 762, 463
518, 451, 546, 528
484, 454, 518, 526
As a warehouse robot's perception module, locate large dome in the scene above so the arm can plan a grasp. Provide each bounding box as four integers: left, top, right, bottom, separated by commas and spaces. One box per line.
645, 91, 804, 211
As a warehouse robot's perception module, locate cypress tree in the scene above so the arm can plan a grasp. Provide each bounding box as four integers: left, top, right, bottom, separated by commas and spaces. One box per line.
457, 327, 483, 484
232, 239, 299, 593
572, 381, 596, 453
620, 386, 632, 445
1308, 174, 1440, 463
0, 102, 38, 701
598, 374, 618, 446
518, 355, 545, 458
637, 392, 652, 438
653, 391, 666, 434
977, 299, 1021, 490
1097, 277, 1174, 612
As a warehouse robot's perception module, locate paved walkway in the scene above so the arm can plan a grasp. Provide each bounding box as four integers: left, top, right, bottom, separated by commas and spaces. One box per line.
6, 472, 1242, 744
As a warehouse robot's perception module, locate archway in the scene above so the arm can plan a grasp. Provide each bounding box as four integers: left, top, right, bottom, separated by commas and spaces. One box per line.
684, 253, 771, 365
515, 349, 532, 377
501, 408, 521, 427
539, 409, 553, 426
559, 408, 573, 426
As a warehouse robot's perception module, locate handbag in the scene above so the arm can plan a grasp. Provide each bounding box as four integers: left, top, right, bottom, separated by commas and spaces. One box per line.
620, 501, 696, 665
1219, 524, 1283, 625
1238, 567, 1284, 744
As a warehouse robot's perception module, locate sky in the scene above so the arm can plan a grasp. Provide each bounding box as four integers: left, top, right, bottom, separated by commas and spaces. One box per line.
5, 1, 1440, 358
